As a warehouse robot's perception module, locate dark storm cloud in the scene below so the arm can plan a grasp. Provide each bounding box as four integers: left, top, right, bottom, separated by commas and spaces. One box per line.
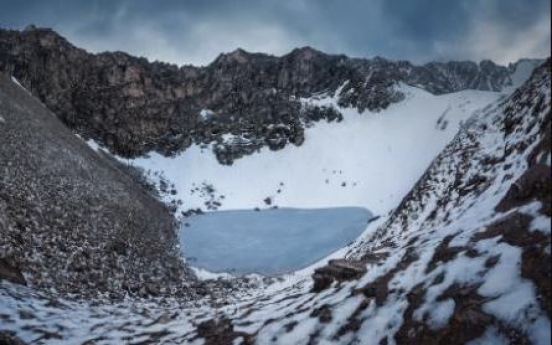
0, 0, 550, 65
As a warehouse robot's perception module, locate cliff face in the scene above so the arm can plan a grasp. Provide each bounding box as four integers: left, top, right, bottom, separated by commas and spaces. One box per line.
0, 27, 521, 164
0, 74, 193, 299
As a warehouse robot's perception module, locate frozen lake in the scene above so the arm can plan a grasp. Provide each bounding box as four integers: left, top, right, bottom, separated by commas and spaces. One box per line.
179, 207, 372, 275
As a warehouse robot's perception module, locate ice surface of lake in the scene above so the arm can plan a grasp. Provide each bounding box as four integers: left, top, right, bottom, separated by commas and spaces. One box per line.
179, 207, 372, 275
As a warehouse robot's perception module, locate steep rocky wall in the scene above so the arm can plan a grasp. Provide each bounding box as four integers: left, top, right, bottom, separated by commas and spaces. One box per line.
0, 27, 516, 164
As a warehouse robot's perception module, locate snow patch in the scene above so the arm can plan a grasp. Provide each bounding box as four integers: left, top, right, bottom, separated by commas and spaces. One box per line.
505, 59, 543, 93
199, 109, 214, 120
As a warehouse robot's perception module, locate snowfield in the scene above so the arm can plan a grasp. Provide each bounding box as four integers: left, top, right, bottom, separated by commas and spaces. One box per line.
107, 84, 503, 217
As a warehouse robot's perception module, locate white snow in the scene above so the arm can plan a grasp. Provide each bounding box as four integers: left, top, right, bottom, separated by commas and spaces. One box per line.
519, 202, 551, 234
85, 139, 103, 152
483, 282, 536, 323
529, 317, 552, 345
199, 109, 214, 120
10, 76, 24, 89
531, 215, 552, 234
121, 84, 501, 216
189, 266, 234, 280
505, 59, 543, 92
427, 299, 455, 329
10, 76, 34, 97
477, 241, 523, 297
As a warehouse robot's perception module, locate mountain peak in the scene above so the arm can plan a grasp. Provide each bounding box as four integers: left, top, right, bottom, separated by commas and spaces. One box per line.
215, 48, 253, 64
288, 46, 326, 60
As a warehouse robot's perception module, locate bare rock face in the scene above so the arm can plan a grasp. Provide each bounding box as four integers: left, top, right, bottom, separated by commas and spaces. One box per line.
0, 27, 521, 164
0, 74, 192, 298
312, 259, 367, 292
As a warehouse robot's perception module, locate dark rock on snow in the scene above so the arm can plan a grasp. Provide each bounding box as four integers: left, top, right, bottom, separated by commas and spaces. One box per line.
312, 259, 367, 292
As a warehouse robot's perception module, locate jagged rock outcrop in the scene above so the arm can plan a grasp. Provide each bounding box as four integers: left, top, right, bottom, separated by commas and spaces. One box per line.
312, 259, 368, 292
0, 27, 527, 164
0, 74, 193, 299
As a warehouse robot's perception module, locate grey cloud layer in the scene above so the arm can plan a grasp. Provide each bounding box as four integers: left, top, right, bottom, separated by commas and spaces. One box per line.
1, 0, 550, 65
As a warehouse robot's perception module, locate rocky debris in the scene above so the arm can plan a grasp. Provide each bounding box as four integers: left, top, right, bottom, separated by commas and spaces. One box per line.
312, 250, 392, 293
310, 304, 333, 323
196, 317, 252, 345
187, 182, 224, 211
359, 250, 389, 264
425, 234, 471, 273
181, 208, 204, 218
496, 162, 550, 213
312, 259, 367, 292
354, 248, 417, 309
0, 74, 193, 299
394, 284, 498, 345
0, 259, 26, 286
0, 27, 526, 165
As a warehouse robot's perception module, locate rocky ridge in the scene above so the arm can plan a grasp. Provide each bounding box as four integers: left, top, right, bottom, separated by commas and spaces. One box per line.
0, 26, 537, 164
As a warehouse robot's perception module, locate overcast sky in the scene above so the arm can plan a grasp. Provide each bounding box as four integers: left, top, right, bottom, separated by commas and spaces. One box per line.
1, 0, 550, 66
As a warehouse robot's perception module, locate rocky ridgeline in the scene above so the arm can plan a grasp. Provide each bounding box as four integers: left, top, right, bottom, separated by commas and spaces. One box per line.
0, 26, 524, 164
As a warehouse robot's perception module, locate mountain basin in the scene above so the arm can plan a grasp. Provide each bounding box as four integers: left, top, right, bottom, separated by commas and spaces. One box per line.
179, 207, 373, 275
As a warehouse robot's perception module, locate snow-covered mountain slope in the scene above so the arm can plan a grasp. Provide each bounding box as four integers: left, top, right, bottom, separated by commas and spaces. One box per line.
504, 59, 545, 93
1, 60, 549, 345
187, 58, 551, 345
104, 84, 502, 216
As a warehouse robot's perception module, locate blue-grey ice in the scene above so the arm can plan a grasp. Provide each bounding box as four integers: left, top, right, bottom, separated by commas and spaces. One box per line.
179, 207, 372, 275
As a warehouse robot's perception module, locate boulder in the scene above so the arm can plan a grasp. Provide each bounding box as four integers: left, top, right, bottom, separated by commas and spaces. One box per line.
312, 259, 367, 292
0, 258, 26, 285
